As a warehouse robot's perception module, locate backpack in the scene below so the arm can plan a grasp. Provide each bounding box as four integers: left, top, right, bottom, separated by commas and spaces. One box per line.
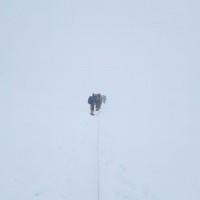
88, 96, 92, 104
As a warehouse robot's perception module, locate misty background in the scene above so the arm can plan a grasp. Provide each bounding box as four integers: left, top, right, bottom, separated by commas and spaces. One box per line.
0, 0, 200, 200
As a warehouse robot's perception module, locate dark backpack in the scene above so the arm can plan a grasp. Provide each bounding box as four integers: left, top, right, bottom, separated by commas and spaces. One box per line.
88, 96, 92, 104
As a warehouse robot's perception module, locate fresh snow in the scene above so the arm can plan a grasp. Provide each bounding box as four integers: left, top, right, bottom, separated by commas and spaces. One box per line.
1, 0, 200, 200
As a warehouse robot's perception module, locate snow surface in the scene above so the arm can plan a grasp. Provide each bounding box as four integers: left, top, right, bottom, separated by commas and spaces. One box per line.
1, 0, 200, 200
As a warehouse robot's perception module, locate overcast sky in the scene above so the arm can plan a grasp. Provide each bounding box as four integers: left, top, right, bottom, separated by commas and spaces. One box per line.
0, 0, 200, 200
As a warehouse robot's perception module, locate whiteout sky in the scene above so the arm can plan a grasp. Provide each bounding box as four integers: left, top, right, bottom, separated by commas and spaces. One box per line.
0, 0, 200, 200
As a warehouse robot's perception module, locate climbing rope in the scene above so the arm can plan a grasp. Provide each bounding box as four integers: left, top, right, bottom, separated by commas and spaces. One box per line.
97, 112, 100, 200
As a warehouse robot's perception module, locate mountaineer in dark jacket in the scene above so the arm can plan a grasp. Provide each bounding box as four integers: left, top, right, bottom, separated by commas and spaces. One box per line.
88, 93, 96, 115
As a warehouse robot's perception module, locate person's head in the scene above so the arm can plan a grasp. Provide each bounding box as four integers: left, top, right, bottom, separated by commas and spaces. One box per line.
92, 93, 96, 96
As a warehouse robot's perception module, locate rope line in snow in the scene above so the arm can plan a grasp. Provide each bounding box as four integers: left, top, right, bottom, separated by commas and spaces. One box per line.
97, 112, 100, 200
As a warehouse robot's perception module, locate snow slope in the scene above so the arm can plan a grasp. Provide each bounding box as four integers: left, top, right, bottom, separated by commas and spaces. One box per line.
1, 67, 200, 200
1, 0, 200, 200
